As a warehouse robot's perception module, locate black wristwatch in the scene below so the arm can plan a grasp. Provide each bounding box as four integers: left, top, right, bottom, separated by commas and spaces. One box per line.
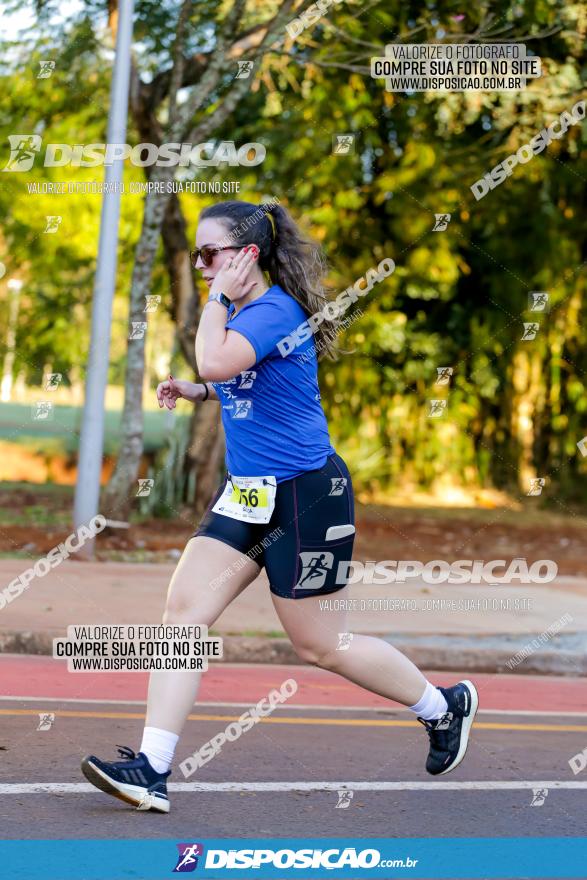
207, 291, 231, 310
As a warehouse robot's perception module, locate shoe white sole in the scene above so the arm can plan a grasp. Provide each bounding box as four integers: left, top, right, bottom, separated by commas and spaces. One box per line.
81, 758, 170, 813
438, 679, 479, 776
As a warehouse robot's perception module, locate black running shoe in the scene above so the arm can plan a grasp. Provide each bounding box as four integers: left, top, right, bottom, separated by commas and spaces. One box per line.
418, 679, 479, 776
81, 746, 171, 813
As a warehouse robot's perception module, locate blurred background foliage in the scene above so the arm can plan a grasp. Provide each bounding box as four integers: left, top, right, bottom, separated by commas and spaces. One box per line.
0, 0, 585, 509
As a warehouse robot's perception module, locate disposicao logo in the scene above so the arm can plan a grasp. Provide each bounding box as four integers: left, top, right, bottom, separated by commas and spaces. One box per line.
173, 843, 204, 872
2, 137, 266, 171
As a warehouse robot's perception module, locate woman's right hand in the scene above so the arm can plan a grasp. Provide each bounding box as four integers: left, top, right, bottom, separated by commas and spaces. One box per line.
156, 375, 205, 409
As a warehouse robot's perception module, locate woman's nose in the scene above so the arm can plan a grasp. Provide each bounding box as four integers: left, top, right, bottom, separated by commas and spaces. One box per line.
195, 254, 205, 270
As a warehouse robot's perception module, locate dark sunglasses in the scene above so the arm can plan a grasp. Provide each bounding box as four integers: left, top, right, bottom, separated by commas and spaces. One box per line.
189, 245, 236, 269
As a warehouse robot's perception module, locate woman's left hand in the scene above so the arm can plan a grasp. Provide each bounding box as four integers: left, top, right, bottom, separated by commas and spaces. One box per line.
209, 246, 259, 302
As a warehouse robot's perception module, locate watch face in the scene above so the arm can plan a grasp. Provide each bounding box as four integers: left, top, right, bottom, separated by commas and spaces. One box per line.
209, 292, 229, 307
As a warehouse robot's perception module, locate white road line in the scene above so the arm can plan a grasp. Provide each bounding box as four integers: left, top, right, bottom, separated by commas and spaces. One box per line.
1, 695, 587, 718
1, 781, 587, 794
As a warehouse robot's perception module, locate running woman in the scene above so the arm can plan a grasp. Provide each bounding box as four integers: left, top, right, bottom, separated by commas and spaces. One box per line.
81, 200, 478, 812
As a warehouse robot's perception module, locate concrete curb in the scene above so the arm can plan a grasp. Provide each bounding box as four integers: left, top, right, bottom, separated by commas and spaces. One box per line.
1, 629, 585, 675
380, 632, 587, 676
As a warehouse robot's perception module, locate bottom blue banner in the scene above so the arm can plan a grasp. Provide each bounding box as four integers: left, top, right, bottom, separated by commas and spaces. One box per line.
1, 837, 586, 879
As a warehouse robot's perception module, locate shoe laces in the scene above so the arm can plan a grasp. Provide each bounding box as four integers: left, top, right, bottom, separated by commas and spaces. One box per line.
115, 745, 137, 761
417, 712, 451, 740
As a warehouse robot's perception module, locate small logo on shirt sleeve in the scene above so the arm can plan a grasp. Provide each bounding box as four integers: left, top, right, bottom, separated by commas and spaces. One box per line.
238, 370, 257, 389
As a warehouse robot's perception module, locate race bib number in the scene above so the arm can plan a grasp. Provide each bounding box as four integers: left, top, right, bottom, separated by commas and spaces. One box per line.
211, 475, 277, 524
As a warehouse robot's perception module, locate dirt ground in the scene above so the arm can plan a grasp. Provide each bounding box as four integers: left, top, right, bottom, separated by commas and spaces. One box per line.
0, 484, 585, 575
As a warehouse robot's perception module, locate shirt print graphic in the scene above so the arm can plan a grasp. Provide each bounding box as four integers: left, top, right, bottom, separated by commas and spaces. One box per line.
214, 370, 257, 420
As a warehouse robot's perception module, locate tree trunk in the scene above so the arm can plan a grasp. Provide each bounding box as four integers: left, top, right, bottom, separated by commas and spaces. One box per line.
100, 1, 190, 520
160, 192, 223, 518
101, 168, 174, 519
161, 192, 198, 370
510, 347, 543, 494
188, 401, 225, 520
101, 0, 291, 519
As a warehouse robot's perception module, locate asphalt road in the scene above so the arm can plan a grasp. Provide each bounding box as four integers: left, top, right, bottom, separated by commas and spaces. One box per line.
1, 657, 586, 843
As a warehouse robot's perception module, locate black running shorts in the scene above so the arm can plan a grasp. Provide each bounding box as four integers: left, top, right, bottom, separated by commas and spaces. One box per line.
191, 452, 355, 599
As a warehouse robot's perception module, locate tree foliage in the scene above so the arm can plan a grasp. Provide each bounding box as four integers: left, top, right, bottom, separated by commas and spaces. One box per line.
1, 0, 586, 508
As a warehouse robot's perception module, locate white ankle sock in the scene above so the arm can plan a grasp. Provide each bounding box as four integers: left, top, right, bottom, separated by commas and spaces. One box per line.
140, 726, 179, 773
409, 681, 449, 720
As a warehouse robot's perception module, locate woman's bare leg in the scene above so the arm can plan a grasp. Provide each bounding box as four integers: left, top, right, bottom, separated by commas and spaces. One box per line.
271, 586, 427, 706
145, 536, 260, 736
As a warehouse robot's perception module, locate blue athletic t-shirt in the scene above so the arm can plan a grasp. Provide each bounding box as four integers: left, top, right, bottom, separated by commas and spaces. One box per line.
211, 284, 335, 482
